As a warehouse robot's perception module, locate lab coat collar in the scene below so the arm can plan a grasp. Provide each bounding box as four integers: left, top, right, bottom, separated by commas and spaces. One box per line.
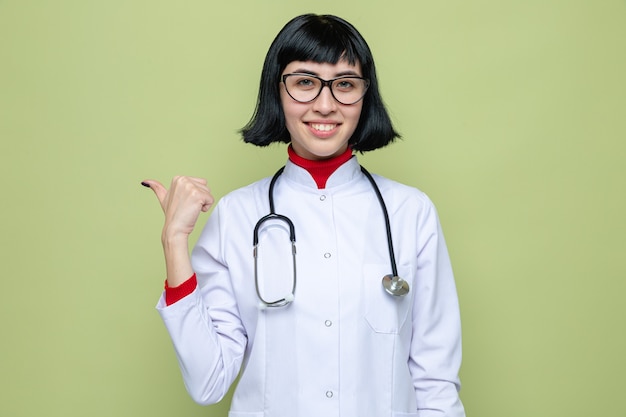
282, 155, 362, 190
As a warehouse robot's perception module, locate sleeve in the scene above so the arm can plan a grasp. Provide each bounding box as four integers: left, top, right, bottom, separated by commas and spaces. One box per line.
155, 199, 247, 405
409, 198, 466, 417
164, 274, 197, 305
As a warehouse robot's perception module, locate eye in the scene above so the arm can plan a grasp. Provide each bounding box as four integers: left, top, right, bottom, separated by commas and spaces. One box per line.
294, 77, 317, 89
334, 79, 356, 91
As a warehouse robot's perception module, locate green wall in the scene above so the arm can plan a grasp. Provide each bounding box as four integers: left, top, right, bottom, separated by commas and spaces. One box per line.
1, 1, 625, 416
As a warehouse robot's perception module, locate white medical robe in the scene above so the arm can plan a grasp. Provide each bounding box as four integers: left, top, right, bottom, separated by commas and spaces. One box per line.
157, 156, 465, 417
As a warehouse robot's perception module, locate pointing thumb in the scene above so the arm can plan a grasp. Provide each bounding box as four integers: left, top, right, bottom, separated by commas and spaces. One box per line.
141, 179, 168, 211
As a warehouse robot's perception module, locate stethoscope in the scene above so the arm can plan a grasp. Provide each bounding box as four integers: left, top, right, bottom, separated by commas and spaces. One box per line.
253, 165, 410, 308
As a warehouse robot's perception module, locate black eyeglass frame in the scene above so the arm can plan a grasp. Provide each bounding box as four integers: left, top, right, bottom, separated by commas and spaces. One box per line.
281, 73, 370, 105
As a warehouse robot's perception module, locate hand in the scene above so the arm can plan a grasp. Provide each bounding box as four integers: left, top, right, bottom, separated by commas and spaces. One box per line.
142, 176, 214, 287
141, 176, 214, 242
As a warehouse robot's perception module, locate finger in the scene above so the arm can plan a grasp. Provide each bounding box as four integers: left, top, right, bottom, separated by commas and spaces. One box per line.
197, 188, 214, 212
200, 199, 213, 212
186, 176, 208, 186
170, 176, 213, 205
141, 179, 168, 211
186, 177, 211, 194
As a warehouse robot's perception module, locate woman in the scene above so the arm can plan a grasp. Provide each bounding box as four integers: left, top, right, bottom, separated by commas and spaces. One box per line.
143, 14, 465, 417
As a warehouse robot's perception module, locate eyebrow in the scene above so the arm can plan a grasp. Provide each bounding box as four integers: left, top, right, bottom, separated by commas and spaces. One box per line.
291, 68, 362, 77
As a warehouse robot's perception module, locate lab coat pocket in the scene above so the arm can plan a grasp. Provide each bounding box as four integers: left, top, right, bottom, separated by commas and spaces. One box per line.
363, 263, 413, 334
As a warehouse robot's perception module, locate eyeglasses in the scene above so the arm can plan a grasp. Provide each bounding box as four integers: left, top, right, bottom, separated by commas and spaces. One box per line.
282, 73, 370, 105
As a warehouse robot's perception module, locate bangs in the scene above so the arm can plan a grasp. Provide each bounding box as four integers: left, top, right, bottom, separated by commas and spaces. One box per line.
277, 16, 365, 69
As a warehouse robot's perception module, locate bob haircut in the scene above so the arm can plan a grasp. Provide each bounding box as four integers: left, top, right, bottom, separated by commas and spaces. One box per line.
241, 14, 399, 152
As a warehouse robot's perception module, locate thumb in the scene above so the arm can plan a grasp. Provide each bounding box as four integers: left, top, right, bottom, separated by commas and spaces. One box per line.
141, 179, 168, 211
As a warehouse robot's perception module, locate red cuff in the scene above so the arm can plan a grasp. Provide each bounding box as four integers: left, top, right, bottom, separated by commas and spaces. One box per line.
164, 274, 197, 305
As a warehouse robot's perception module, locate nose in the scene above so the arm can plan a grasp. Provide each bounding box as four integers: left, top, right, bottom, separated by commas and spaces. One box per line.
312, 85, 337, 115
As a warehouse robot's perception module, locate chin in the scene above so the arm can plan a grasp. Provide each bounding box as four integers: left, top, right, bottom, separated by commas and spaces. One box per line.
309, 145, 347, 160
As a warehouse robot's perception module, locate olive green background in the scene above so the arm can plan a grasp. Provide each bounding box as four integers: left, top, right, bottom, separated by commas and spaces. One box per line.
1, 1, 624, 416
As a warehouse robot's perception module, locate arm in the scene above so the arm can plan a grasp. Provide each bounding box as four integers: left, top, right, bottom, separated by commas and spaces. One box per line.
409, 200, 466, 417
143, 177, 246, 404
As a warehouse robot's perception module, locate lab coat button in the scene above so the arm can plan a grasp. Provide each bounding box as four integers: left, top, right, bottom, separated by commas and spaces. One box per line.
324, 252, 331, 258
319, 195, 326, 201
325, 320, 332, 327
325, 390, 334, 398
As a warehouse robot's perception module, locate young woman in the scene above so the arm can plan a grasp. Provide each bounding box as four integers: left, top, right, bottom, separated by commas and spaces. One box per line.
143, 14, 465, 417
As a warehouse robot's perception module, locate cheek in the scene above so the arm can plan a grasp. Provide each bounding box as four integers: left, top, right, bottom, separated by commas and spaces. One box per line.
343, 106, 363, 140
280, 92, 295, 119
282, 107, 298, 132
281, 100, 305, 133
347, 104, 364, 126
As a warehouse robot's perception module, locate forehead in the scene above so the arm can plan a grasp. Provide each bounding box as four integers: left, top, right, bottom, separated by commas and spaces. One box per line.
282, 60, 363, 76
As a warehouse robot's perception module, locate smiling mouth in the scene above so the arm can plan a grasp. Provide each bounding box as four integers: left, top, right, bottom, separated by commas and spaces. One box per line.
309, 123, 337, 132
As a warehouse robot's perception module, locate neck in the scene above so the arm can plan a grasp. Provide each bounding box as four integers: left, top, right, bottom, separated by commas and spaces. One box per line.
287, 146, 353, 189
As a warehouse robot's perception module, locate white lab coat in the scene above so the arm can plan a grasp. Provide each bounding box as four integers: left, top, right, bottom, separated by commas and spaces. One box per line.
157, 156, 465, 417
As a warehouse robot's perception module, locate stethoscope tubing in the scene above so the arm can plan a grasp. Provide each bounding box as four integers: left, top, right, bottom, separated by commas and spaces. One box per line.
359, 166, 399, 278
253, 164, 408, 307
253, 166, 297, 307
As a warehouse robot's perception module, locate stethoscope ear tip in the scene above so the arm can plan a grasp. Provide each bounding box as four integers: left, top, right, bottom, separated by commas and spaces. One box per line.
284, 293, 295, 303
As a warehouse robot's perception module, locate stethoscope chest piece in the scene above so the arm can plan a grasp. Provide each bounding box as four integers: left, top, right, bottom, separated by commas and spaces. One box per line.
382, 274, 410, 296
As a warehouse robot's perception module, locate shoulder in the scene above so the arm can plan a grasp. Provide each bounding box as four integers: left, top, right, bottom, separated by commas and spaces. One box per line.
368, 173, 435, 211
213, 176, 273, 215
367, 174, 445, 236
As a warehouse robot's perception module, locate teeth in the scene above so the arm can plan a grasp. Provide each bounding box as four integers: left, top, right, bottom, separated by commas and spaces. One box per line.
310, 123, 336, 132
